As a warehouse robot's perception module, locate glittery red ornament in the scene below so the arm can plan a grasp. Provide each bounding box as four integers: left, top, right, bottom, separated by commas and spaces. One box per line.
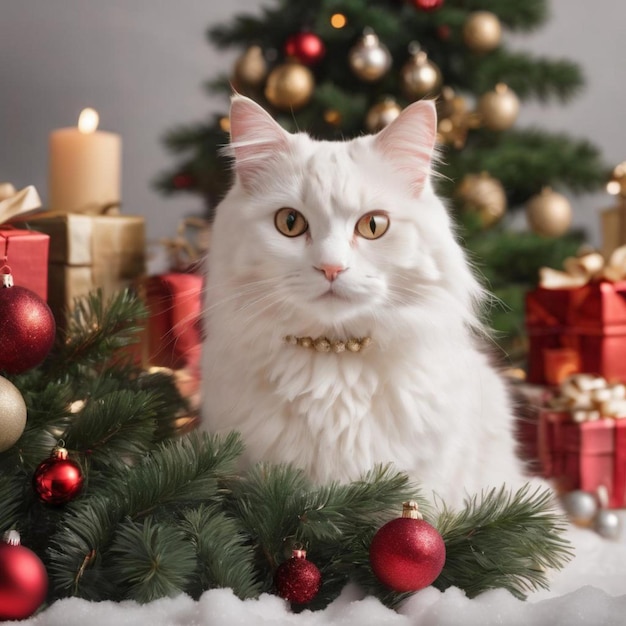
0, 531, 48, 621
412, 0, 444, 11
284, 32, 325, 66
274, 548, 322, 604
370, 501, 446, 592
33, 447, 84, 505
0, 274, 56, 374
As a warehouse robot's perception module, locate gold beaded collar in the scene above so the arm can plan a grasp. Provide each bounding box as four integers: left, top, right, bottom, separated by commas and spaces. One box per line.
285, 335, 372, 353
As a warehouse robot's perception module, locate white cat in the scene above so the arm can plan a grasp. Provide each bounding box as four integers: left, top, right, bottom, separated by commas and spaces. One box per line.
200, 94, 529, 509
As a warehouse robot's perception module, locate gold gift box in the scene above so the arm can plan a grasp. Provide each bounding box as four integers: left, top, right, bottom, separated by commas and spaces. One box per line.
14, 212, 145, 325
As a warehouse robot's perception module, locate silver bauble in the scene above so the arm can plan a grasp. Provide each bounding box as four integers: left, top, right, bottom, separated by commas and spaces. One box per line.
562, 490, 598, 526
349, 31, 392, 82
594, 509, 622, 540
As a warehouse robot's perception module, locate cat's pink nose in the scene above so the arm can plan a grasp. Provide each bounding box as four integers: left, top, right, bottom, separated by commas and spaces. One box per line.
317, 264, 346, 282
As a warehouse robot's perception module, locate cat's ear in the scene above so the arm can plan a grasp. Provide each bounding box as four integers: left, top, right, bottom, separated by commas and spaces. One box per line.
228, 95, 290, 190
373, 100, 437, 196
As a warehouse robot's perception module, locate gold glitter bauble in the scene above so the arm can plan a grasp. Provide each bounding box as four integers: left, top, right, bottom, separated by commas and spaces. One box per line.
233, 45, 268, 91
264, 60, 315, 111
365, 98, 402, 132
456, 172, 507, 227
0, 375, 27, 452
463, 11, 502, 53
436, 86, 479, 149
348, 31, 392, 82
401, 51, 442, 101
477, 83, 520, 131
526, 187, 572, 237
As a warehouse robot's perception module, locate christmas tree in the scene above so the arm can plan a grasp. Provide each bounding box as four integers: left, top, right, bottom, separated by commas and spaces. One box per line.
0, 289, 572, 619
155, 0, 607, 361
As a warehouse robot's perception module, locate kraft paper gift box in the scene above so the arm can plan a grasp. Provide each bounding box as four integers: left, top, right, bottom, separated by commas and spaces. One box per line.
14, 212, 145, 326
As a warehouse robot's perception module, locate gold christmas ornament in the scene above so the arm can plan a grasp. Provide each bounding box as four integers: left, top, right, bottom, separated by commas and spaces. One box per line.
463, 11, 502, 53
0, 375, 27, 452
477, 83, 520, 131
365, 98, 402, 132
456, 172, 507, 227
526, 187, 572, 237
264, 60, 315, 111
607, 161, 626, 197
436, 86, 480, 148
401, 50, 442, 101
233, 45, 268, 91
348, 29, 392, 82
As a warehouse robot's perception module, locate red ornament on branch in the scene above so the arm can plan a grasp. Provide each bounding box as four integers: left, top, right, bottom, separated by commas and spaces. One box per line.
370, 501, 446, 592
412, 0, 444, 11
284, 32, 325, 66
274, 548, 322, 604
33, 446, 84, 505
0, 273, 56, 374
0, 530, 48, 621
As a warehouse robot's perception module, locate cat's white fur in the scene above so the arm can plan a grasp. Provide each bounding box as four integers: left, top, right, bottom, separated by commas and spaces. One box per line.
200, 94, 529, 509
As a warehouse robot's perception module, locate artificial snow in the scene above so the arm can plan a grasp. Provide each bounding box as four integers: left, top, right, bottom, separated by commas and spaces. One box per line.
8, 518, 626, 626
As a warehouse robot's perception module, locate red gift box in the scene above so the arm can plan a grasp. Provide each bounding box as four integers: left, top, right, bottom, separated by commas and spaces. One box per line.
0, 228, 50, 301
526, 281, 626, 384
538, 409, 626, 508
143, 273, 203, 373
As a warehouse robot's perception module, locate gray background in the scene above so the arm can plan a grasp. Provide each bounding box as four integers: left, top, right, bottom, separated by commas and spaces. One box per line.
1, 0, 623, 256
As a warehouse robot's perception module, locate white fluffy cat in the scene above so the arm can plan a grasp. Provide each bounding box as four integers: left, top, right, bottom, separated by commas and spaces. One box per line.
200, 94, 529, 509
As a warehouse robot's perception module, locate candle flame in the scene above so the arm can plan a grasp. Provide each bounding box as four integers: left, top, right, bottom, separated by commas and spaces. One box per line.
78, 108, 99, 134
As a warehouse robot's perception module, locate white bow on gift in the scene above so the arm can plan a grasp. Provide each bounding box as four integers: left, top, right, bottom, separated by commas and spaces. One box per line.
0, 183, 42, 224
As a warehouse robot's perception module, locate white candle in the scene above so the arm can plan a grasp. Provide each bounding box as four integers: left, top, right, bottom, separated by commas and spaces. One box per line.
48, 108, 121, 213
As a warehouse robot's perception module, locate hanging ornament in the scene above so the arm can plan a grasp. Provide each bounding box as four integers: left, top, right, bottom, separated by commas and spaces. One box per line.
436, 86, 480, 149
526, 187, 572, 237
0, 375, 27, 453
0, 530, 48, 621
436, 24, 451, 41
274, 548, 322, 604
365, 98, 402, 133
606, 161, 626, 197
264, 60, 315, 111
411, 0, 444, 11
456, 172, 507, 228
400, 46, 442, 101
348, 29, 392, 82
477, 83, 520, 131
284, 32, 325, 66
233, 45, 268, 91
463, 11, 502, 54
173, 173, 194, 189
0, 273, 56, 374
33, 445, 84, 505
370, 501, 446, 592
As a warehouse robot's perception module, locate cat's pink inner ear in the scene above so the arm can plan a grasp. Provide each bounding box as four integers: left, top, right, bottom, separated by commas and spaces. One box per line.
229, 96, 290, 185
373, 99, 437, 195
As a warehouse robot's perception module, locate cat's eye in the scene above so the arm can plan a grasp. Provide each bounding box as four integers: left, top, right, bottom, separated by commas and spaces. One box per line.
355, 213, 390, 240
275, 208, 308, 237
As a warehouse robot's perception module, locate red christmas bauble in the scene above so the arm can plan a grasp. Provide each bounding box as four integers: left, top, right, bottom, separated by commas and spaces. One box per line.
173, 173, 194, 189
284, 32, 325, 66
412, 0, 444, 11
370, 501, 446, 592
0, 279, 56, 374
0, 531, 48, 621
275, 548, 322, 604
33, 447, 84, 505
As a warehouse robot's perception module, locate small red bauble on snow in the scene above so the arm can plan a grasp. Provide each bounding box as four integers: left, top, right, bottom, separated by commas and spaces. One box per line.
274, 548, 322, 604
0, 273, 56, 374
33, 446, 84, 505
0, 530, 48, 621
284, 32, 325, 66
412, 0, 445, 11
370, 501, 446, 592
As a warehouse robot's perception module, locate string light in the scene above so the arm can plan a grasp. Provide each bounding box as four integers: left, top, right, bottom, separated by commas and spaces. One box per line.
330, 13, 347, 28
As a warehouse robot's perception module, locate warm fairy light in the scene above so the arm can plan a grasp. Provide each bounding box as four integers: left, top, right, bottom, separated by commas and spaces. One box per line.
607, 181, 621, 195
78, 108, 99, 134
219, 116, 231, 133
330, 13, 347, 28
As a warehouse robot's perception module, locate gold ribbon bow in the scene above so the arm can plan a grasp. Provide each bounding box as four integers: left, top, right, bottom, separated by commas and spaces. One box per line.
539, 246, 626, 289
0, 183, 41, 224
547, 373, 626, 422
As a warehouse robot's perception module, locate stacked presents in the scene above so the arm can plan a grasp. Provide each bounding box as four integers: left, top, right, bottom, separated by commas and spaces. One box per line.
525, 246, 626, 509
